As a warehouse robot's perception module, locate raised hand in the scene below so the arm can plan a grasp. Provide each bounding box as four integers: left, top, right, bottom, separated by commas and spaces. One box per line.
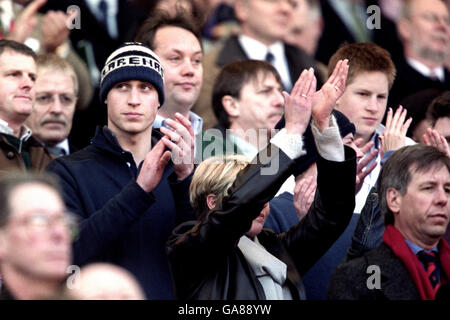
159, 113, 195, 180
136, 139, 172, 193
7, 0, 47, 43
293, 175, 317, 220
283, 68, 316, 136
423, 128, 450, 158
312, 59, 349, 131
41, 9, 78, 52
354, 139, 378, 195
378, 106, 412, 158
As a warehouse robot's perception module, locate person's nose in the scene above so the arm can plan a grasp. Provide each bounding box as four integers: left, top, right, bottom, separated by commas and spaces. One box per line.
128, 86, 141, 107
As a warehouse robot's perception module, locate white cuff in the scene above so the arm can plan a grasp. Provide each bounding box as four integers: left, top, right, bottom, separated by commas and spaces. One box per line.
270, 128, 306, 160
311, 115, 345, 162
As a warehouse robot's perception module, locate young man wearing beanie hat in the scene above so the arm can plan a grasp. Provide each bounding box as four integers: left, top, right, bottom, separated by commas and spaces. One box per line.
46, 42, 196, 299
135, 10, 205, 163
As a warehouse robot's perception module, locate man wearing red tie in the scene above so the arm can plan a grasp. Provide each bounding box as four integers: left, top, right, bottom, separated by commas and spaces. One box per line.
328, 144, 450, 300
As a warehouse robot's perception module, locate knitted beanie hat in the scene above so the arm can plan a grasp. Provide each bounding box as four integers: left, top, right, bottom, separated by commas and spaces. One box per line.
99, 42, 165, 105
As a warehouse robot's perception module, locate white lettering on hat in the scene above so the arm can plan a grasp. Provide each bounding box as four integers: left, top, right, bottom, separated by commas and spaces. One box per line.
100, 55, 164, 82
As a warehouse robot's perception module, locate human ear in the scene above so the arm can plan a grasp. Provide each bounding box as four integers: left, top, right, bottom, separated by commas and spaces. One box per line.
222, 95, 240, 118
206, 193, 217, 210
386, 187, 402, 214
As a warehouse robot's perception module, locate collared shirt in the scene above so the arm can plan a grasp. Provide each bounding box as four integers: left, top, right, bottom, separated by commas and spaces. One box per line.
45, 139, 70, 157
238, 34, 292, 91
55, 139, 70, 155
228, 132, 259, 160
153, 112, 204, 160
153, 112, 203, 137
405, 239, 439, 256
405, 239, 440, 276
407, 58, 445, 82
85, 0, 118, 39
0, 118, 32, 142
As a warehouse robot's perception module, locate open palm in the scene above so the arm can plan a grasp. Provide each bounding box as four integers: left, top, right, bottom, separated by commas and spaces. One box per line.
312, 59, 349, 130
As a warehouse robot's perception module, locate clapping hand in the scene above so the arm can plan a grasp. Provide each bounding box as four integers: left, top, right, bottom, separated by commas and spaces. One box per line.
378, 106, 412, 159
159, 113, 195, 180
354, 139, 378, 195
293, 175, 317, 220
423, 128, 450, 158
312, 59, 349, 131
283, 68, 316, 136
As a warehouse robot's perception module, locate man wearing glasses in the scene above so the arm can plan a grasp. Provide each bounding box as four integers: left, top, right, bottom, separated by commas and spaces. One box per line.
26, 53, 78, 157
389, 0, 450, 109
0, 172, 76, 299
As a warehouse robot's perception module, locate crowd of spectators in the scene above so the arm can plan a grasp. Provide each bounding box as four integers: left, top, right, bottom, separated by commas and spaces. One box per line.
0, 0, 449, 301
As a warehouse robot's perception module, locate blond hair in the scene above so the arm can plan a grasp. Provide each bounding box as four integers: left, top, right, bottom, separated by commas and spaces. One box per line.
190, 154, 250, 219
36, 53, 79, 96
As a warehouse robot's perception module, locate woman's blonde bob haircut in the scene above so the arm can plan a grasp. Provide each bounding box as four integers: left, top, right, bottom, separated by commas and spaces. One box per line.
190, 154, 250, 220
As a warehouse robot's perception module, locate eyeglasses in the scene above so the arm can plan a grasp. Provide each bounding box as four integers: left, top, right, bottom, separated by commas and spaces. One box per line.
262, 0, 298, 9
9, 211, 79, 240
35, 93, 77, 107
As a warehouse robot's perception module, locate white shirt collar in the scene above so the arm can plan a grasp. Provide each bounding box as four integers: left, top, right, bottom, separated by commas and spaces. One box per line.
0, 118, 32, 141
228, 132, 258, 159
55, 139, 70, 155
238, 35, 292, 90
84, 0, 118, 38
406, 58, 445, 82
153, 112, 203, 136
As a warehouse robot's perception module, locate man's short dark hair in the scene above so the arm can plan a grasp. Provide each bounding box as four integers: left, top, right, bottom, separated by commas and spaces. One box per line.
134, 8, 202, 51
379, 144, 450, 226
0, 39, 37, 60
426, 91, 450, 127
212, 60, 283, 128
0, 172, 61, 228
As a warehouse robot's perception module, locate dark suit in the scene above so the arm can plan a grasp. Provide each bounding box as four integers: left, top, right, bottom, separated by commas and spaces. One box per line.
315, 0, 402, 65
328, 243, 422, 300
194, 35, 324, 130
388, 58, 450, 111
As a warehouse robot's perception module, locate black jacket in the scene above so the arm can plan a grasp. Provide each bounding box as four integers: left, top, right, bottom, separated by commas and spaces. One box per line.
46, 126, 195, 299
167, 145, 356, 300
388, 57, 450, 110
328, 243, 422, 300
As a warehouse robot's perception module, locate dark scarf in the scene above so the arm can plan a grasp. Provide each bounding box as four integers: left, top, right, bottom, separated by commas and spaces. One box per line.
383, 225, 450, 300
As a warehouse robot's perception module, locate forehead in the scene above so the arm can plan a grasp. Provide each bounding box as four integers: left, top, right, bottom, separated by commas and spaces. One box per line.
9, 183, 64, 218
0, 49, 36, 71
35, 69, 75, 92
153, 26, 201, 52
409, 163, 450, 184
